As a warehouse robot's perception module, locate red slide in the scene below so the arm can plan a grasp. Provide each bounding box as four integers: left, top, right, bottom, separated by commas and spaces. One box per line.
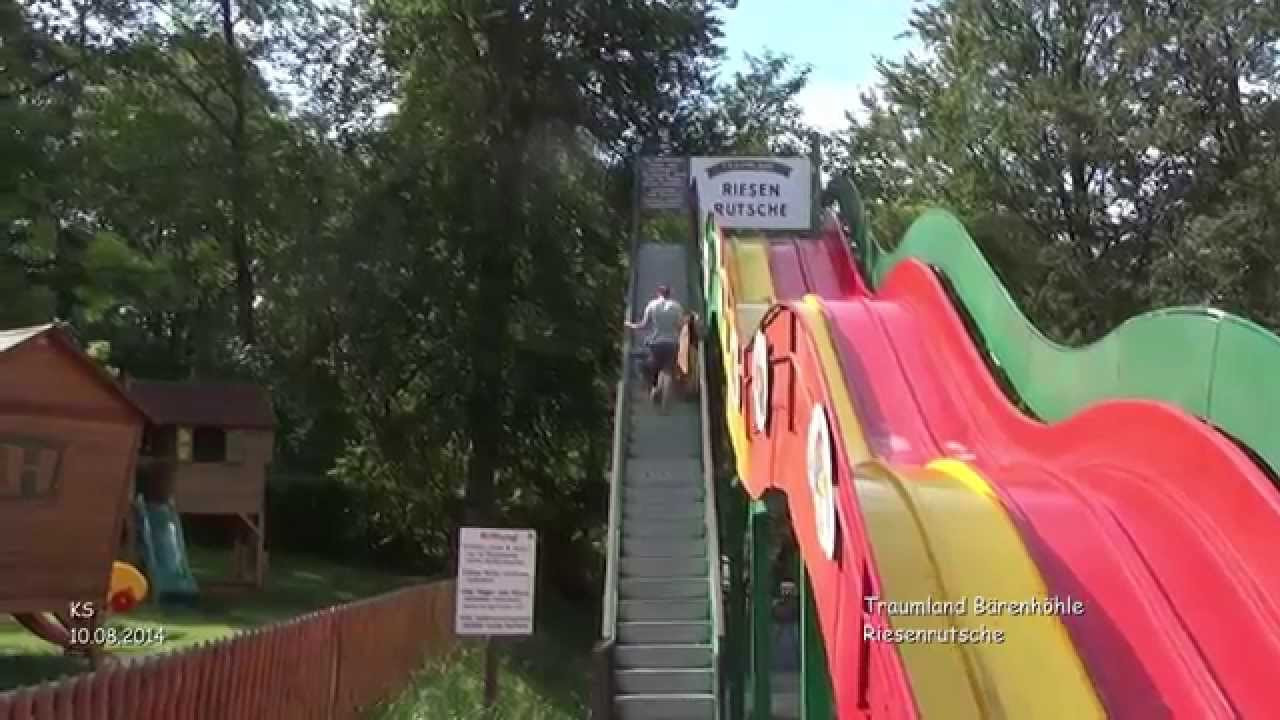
757, 220, 1280, 717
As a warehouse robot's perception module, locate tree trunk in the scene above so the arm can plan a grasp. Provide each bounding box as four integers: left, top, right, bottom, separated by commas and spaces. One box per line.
461, 4, 529, 528
462, 147, 521, 525
220, 0, 257, 346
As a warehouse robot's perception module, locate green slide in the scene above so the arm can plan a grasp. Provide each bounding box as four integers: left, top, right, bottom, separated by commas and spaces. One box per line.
825, 176, 1280, 477
133, 495, 200, 602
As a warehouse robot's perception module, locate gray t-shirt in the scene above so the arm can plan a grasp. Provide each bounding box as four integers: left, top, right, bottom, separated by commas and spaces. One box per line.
640, 297, 684, 344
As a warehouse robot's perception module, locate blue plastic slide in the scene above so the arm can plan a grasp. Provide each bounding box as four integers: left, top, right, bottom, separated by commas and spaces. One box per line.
133, 495, 200, 602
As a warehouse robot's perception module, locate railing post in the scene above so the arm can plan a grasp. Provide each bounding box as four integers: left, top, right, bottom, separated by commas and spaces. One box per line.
809, 133, 823, 233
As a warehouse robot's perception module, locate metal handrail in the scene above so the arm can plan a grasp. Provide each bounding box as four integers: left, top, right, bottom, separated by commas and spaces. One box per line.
698, 338, 726, 717
600, 241, 639, 643
690, 177, 726, 718
592, 217, 639, 719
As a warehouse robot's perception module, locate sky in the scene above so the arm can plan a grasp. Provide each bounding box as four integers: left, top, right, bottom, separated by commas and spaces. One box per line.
716, 1, 925, 132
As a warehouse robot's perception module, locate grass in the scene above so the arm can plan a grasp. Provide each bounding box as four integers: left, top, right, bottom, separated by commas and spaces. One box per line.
0, 545, 427, 692
370, 591, 595, 720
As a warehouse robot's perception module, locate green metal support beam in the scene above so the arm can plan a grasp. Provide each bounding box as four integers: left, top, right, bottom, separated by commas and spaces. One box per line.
800, 566, 834, 719
721, 476, 748, 720
747, 499, 772, 720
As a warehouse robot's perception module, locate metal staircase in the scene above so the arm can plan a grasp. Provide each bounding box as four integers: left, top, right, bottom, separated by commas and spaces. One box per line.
594, 242, 723, 720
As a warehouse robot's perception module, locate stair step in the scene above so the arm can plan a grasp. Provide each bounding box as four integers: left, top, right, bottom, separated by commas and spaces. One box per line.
622, 536, 707, 558
623, 510, 704, 529
621, 554, 707, 577
630, 404, 699, 421
624, 498, 703, 515
627, 433, 698, 455
627, 445, 698, 461
623, 503, 703, 522
619, 621, 710, 644
623, 521, 704, 541
622, 486, 701, 507
628, 419, 699, 438
620, 577, 705, 599
615, 644, 713, 669
626, 460, 703, 485
615, 693, 715, 720
620, 598, 708, 621
615, 668, 714, 695
624, 503, 703, 520
627, 456, 701, 479
624, 485, 703, 506
630, 413, 699, 435
624, 514, 703, 537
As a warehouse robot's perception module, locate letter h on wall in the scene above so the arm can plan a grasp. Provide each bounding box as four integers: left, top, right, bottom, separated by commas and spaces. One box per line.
0, 435, 65, 501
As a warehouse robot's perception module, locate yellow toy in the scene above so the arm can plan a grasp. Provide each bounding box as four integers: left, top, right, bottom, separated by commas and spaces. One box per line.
107, 561, 149, 613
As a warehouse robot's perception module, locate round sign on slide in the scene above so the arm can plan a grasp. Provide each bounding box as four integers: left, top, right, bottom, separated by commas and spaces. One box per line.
752, 330, 769, 434
807, 404, 838, 560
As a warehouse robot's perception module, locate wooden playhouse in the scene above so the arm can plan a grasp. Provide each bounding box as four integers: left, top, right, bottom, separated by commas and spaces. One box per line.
127, 379, 275, 588
0, 324, 147, 641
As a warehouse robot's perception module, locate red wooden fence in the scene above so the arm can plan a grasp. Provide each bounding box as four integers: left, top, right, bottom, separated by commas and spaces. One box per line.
0, 580, 456, 720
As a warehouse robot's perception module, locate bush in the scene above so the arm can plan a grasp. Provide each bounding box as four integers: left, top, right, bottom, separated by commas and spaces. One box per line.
263, 474, 378, 563
264, 471, 453, 576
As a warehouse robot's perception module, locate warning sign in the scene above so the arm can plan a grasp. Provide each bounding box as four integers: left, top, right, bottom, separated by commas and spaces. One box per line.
640, 156, 689, 211
455, 527, 537, 636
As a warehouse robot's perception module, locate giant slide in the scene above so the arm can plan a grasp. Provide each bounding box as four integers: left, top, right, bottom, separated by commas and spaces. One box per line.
701, 184, 1280, 718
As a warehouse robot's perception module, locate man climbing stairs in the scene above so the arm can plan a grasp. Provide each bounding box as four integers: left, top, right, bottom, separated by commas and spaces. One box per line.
605, 242, 721, 720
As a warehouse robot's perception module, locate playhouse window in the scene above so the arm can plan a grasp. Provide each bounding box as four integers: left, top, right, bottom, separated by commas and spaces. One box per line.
141, 426, 177, 457
192, 427, 227, 463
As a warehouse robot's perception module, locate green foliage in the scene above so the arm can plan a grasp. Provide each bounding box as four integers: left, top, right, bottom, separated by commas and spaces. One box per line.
836, 0, 1280, 339
0, 0, 811, 603
2, 0, 769, 596
672, 51, 818, 155
372, 591, 595, 720
373, 646, 583, 720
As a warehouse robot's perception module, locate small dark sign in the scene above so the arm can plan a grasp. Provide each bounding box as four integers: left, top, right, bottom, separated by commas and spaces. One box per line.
0, 435, 65, 501
640, 157, 689, 211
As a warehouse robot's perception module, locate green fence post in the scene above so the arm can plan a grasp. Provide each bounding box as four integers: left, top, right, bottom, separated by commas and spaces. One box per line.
747, 500, 772, 720
800, 565, 834, 719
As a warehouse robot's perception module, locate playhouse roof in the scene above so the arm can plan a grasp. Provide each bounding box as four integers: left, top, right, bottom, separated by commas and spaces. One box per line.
125, 379, 276, 429
0, 323, 148, 420
0, 323, 56, 353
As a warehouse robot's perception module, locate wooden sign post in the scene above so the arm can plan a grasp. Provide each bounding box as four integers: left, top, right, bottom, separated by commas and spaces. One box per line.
455, 527, 538, 708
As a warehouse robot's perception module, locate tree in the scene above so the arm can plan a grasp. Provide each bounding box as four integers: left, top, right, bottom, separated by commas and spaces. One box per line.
836, 0, 1280, 338
671, 50, 816, 155
1, 1, 162, 328
368, 0, 736, 531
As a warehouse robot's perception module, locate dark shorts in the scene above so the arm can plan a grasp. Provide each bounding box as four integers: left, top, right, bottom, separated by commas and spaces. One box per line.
647, 341, 677, 384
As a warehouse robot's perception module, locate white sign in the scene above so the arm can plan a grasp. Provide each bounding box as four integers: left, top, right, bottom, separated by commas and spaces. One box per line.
752, 330, 770, 434
640, 157, 689, 211
455, 527, 537, 636
690, 156, 812, 230
807, 405, 838, 559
